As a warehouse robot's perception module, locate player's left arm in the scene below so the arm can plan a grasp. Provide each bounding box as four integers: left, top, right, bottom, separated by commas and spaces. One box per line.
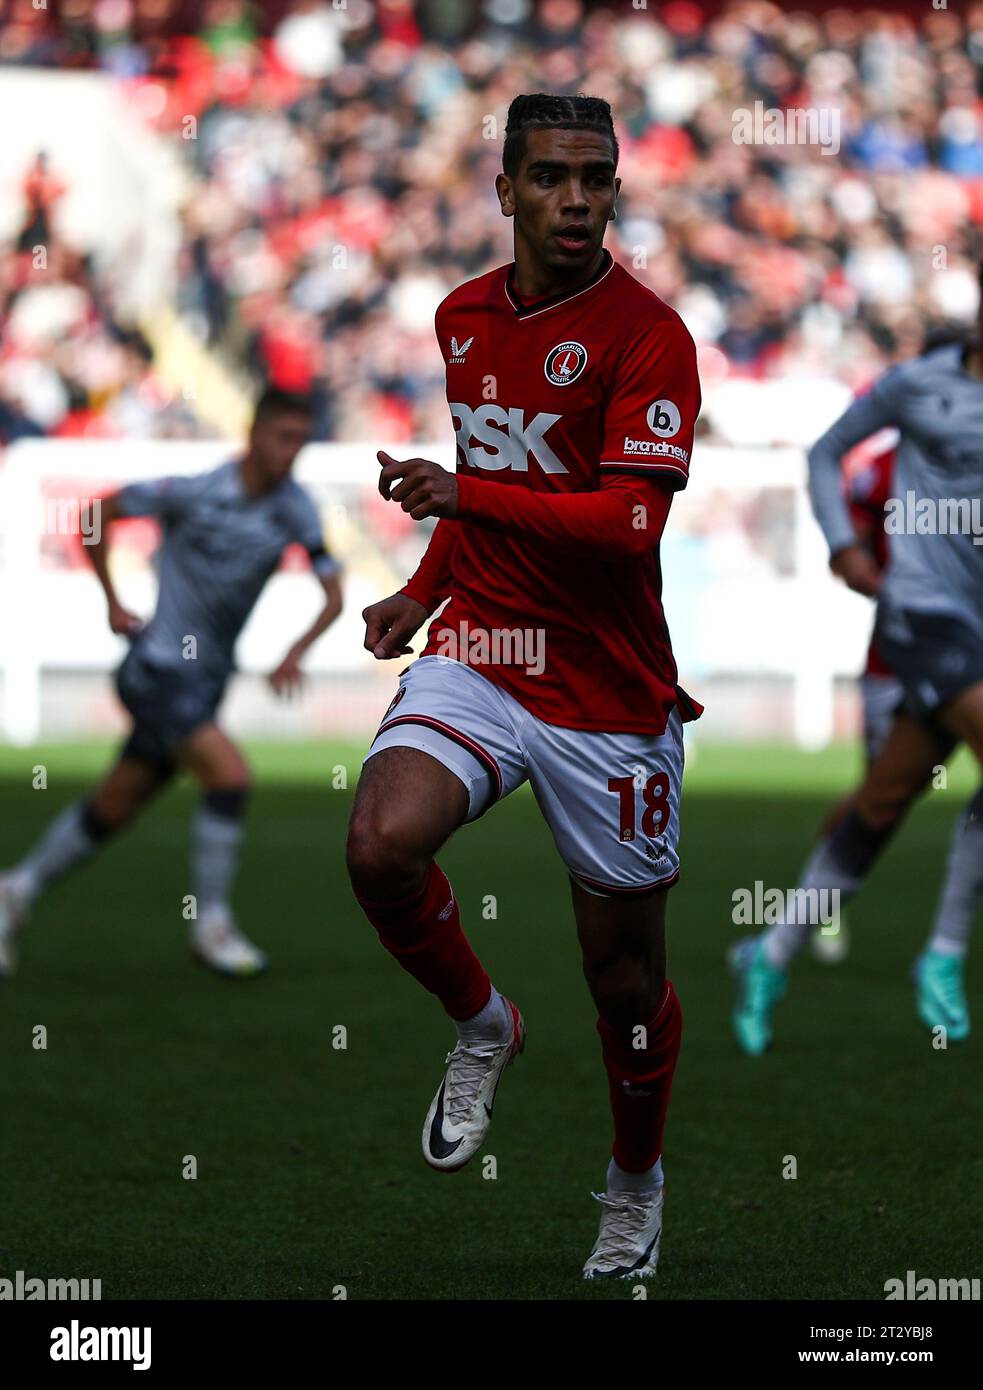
807, 374, 904, 595
377, 452, 676, 557
376, 314, 700, 558
269, 570, 343, 697
269, 496, 344, 698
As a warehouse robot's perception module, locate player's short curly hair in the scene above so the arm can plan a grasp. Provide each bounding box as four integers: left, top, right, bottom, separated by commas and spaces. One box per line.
502, 94, 619, 179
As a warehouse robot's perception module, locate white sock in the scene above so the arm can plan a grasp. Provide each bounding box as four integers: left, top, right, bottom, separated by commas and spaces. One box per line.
191, 803, 244, 921
928, 939, 965, 958
8, 802, 103, 906
5, 865, 39, 907
607, 1155, 664, 1197
763, 842, 860, 970
926, 798, 983, 960
457, 987, 511, 1045
762, 808, 893, 970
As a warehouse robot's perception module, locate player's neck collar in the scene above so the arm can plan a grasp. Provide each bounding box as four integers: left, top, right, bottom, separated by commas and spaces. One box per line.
504, 248, 613, 319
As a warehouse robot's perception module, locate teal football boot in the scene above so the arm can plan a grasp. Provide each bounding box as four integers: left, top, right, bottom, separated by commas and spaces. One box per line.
914, 949, 970, 1043
728, 937, 788, 1057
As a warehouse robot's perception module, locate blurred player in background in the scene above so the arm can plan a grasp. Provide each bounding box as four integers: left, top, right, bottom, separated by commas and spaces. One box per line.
346, 94, 702, 1280
731, 303, 983, 1053
806, 439, 901, 967
0, 388, 342, 978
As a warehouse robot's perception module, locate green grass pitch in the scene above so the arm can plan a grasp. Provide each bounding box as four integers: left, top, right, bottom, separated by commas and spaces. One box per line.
1, 738, 980, 1300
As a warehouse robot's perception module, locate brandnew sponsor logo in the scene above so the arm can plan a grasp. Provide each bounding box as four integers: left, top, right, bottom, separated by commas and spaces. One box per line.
623, 438, 689, 462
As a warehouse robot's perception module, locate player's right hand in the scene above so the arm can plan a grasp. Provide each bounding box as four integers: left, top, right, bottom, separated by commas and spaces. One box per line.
363, 592, 428, 660
108, 600, 143, 636
830, 544, 882, 598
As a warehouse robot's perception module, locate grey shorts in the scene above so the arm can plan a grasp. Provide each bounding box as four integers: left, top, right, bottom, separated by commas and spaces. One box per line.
874, 606, 983, 725
115, 642, 228, 768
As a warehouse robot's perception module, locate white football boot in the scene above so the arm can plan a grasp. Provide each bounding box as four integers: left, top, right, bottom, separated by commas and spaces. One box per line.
191, 907, 268, 977
0, 874, 30, 979
583, 1187, 665, 1280
422, 999, 525, 1172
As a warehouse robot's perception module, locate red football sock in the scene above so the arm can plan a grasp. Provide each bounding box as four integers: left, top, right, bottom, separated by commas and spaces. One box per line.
355, 861, 491, 1021
597, 981, 682, 1173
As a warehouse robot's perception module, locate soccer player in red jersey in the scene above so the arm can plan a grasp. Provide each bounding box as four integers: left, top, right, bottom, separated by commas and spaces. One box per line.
346, 94, 702, 1279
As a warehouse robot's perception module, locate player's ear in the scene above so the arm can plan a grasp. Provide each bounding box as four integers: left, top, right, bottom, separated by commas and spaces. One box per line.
495, 172, 515, 218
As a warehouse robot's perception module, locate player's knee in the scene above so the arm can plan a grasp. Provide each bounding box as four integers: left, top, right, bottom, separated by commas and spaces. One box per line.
346, 807, 427, 896
192, 741, 252, 794
210, 754, 252, 796
80, 799, 127, 840
87, 779, 151, 830
193, 771, 251, 797
586, 954, 666, 1031
857, 778, 914, 830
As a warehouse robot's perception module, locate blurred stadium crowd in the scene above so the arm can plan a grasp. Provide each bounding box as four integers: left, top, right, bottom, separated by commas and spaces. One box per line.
1, 0, 982, 445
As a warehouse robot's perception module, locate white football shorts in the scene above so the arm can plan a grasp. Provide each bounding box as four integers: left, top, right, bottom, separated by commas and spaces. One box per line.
365, 655, 685, 896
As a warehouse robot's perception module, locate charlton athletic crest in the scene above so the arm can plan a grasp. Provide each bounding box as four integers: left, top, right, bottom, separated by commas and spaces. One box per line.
544, 341, 588, 386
